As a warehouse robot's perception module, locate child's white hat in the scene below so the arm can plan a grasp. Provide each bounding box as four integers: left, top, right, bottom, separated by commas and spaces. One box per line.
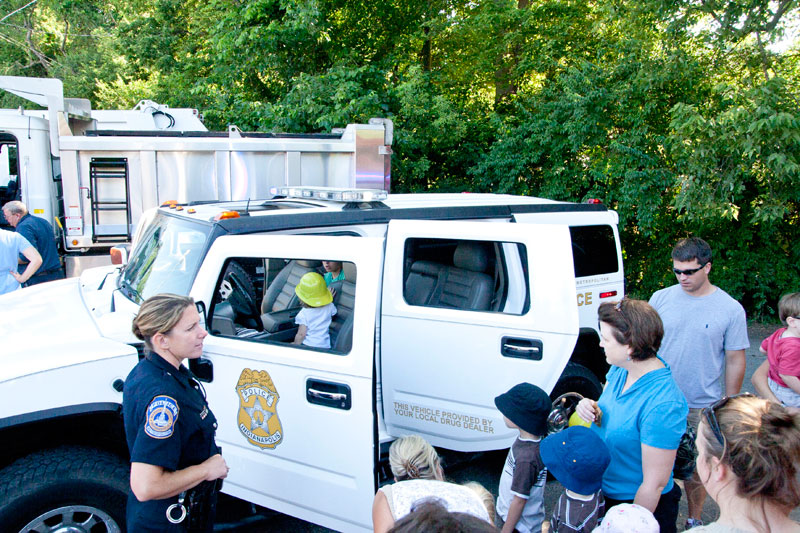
592, 503, 658, 533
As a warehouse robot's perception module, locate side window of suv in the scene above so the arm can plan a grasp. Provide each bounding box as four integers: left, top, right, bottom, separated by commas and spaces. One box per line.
402, 238, 529, 315
208, 257, 357, 354
569, 225, 619, 277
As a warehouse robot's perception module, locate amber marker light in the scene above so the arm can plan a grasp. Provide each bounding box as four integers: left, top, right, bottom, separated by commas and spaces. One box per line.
213, 211, 240, 221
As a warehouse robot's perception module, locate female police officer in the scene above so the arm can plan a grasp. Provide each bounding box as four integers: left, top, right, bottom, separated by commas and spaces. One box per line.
125, 293, 228, 531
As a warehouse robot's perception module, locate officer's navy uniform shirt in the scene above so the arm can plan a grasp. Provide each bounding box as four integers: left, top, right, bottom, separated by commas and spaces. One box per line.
123, 353, 218, 531
15, 213, 63, 280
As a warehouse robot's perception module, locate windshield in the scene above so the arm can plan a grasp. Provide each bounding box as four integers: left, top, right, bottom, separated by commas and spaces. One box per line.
119, 212, 211, 303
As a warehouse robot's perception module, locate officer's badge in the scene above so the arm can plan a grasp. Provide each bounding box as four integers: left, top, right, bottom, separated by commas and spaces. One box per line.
236, 368, 283, 449
145, 395, 179, 439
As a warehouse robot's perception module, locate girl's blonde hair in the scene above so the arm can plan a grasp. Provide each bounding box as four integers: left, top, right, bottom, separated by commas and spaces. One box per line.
388, 435, 443, 481
463, 481, 496, 524
132, 293, 195, 351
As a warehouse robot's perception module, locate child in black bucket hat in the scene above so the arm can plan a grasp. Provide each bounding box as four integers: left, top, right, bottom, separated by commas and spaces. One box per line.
495, 383, 551, 533
540, 426, 611, 533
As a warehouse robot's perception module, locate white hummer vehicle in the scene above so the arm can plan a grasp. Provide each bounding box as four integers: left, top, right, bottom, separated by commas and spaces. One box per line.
0, 188, 623, 532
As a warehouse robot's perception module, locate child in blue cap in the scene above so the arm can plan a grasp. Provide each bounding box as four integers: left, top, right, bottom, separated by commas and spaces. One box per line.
540, 426, 611, 533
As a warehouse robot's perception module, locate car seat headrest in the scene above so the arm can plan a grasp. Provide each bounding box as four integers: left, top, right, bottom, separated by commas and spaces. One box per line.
453, 242, 489, 273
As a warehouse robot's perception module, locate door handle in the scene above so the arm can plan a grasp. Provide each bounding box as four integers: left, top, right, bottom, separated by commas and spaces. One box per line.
308, 389, 346, 402
501, 337, 543, 360
306, 379, 351, 410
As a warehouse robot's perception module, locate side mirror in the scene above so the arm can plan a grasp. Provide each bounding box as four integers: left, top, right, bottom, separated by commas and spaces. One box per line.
190, 357, 214, 383
191, 300, 213, 382
196, 300, 208, 330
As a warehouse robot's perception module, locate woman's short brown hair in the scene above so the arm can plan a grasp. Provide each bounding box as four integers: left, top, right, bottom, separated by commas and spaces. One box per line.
597, 299, 663, 361
699, 395, 800, 510
132, 293, 195, 351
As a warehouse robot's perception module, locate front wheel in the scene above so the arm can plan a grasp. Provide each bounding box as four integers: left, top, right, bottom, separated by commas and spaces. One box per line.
0, 446, 129, 533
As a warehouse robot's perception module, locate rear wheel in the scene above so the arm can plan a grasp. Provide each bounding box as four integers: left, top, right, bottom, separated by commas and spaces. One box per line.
550, 362, 603, 401
0, 446, 129, 533
547, 363, 603, 433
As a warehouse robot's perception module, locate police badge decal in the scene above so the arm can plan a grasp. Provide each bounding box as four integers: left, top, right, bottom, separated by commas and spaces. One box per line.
236, 368, 284, 449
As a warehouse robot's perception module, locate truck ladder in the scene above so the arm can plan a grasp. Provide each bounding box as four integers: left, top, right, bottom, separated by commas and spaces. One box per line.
89, 157, 131, 243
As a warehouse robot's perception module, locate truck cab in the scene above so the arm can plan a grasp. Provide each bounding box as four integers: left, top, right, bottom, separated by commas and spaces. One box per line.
0, 188, 623, 532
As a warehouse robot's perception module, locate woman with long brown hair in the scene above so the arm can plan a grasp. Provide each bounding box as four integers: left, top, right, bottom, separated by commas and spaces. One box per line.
691, 394, 800, 532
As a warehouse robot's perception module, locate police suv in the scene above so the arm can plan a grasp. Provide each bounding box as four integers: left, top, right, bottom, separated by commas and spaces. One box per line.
0, 188, 623, 532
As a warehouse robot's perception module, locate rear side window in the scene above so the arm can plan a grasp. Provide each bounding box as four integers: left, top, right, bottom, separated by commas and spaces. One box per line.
570, 225, 619, 277
403, 238, 530, 315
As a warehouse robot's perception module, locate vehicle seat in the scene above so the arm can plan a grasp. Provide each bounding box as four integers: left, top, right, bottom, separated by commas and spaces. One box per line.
260, 259, 322, 314
405, 242, 493, 311
405, 260, 443, 306
329, 262, 357, 353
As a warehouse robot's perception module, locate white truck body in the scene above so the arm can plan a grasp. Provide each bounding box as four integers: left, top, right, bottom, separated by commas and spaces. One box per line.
0, 77, 392, 276
0, 191, 623, 532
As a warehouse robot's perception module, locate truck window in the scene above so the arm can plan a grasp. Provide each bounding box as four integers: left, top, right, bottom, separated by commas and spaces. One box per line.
0, 141, 19, 226
403, 238, 529, 315
209, 257, 356, 354
569, 225, 619, 277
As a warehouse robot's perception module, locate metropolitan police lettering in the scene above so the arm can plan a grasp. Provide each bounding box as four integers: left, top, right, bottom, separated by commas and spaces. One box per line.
145, 395, 180, 439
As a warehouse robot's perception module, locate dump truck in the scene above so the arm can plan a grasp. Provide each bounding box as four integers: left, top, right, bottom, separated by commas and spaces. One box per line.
0, 76, 392, 275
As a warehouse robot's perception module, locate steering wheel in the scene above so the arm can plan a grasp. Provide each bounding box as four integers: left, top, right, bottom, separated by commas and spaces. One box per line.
219, 266, 260, 324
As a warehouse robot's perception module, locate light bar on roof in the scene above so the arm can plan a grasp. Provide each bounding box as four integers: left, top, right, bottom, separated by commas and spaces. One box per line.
270, 186, 388, 203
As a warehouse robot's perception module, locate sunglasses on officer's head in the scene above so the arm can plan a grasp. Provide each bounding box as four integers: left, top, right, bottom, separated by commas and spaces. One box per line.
672, 262, 707, 276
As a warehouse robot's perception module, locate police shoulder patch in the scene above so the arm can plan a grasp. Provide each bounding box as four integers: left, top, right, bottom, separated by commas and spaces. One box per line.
144, 395, 180, 439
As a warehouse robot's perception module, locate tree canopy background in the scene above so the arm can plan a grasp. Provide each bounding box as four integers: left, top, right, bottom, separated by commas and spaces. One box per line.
1, 0, 798, 317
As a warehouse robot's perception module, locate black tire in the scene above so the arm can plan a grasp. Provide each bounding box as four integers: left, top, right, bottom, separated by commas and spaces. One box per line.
550, 362, 603, 401
0, 446, 129, 533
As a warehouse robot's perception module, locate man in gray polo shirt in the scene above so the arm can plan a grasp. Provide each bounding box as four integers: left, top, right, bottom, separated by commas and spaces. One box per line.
649, 237, 749, 529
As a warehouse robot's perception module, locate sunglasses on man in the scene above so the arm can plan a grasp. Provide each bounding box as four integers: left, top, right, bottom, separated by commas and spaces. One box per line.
672, 262, 708, 276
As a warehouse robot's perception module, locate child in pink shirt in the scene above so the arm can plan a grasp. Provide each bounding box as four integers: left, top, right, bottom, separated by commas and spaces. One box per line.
762, 292, 800, 407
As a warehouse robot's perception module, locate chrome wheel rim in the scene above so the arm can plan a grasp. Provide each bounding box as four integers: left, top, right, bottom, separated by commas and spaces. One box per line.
20, 505, 121, 533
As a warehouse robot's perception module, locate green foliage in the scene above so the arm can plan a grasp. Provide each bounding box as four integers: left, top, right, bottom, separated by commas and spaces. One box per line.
667, 76, 800, 315
0, 0, 798, 317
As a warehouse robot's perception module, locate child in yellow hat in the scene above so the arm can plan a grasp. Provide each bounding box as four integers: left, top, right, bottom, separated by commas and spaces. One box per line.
293, 272, 337, 349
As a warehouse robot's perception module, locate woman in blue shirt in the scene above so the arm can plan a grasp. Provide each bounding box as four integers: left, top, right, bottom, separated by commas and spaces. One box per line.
576, 299, 688, 533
